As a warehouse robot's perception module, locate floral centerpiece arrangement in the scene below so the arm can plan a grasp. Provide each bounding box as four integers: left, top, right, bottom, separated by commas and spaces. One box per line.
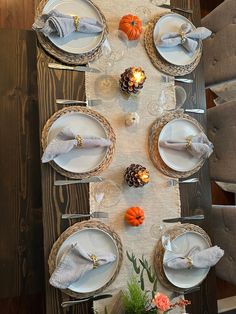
122, 252, 190, 314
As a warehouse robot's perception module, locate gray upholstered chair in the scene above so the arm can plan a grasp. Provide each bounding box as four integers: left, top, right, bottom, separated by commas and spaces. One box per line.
207, 100, 236, 183
211, 205, 236, 286
201, 0, 236, 88
212, 205, 236, 313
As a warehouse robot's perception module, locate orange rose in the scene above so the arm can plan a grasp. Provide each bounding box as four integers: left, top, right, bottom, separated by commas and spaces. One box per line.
153, 292, 170, 312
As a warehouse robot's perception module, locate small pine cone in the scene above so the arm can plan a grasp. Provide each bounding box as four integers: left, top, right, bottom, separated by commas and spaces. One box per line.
124, 164, 150, 188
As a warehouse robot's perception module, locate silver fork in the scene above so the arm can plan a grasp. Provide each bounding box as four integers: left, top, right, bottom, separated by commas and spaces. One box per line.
62, 211, 108, 219
167, 178, 199, 187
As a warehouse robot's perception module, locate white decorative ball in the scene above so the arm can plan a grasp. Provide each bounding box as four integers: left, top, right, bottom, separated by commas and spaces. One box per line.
125, 112, 140, 127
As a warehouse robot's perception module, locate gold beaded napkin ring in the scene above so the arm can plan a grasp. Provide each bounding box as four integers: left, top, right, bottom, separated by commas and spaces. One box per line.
185, 136, 192, 150
179, 31, 187, 44
186, 256, 193, 269
73, 16, 80, 32
89, 254, 99, 269
76, 135, 83, 148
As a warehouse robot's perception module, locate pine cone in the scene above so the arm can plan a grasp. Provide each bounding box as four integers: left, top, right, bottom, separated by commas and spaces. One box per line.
124, 164, 150, 188
119, 67, 146, 95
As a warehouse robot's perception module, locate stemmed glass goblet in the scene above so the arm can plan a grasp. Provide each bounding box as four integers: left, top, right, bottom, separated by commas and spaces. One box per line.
95, 30, 129, 99
91, 179, 121, 208
147, 75, 187, 116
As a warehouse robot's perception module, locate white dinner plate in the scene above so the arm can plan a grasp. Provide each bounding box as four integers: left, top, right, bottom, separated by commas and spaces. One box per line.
56, 228, 118, 293
163, 231, 210, 289
154, 13, 201, 66
47, 111, 109, 173
43, 0, 104, 54
158, 118, 202, 172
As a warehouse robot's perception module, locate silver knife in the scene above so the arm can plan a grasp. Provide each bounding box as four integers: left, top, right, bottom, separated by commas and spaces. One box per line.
54, 177, 103, 186
158, 4, 193, 14
175, 78, 193, 84
185, 108, 205, 114
48, 63, 101, 73
56, 98, 102, 106
62, 211, 108, 219
180, 178, 199, 183
163, 215, 205, 223
61, 294, 112, 308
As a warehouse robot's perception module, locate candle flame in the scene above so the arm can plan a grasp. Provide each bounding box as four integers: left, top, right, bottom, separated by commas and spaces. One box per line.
138, 170, 150, 183
132, 69, 145, 84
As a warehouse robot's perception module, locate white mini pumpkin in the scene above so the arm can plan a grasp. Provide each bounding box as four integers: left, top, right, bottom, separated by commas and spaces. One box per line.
125, 112, 140, 127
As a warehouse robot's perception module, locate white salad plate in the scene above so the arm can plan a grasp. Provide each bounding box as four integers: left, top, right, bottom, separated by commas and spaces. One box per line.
158, 118, 202, 172
154, 13, 201, 66
47, 111, 109, 174
43, 0, 104, 54
56, 228, 118, 293
163, 231, 210, 289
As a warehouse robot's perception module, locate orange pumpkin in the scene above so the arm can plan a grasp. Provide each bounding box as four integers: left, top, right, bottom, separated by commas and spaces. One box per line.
119, 14, 142, 41
125, 207, 145, 227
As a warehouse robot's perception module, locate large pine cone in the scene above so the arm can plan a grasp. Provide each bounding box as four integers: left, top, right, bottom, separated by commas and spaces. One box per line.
119, 67, 146, 95
124, 164, 150, 188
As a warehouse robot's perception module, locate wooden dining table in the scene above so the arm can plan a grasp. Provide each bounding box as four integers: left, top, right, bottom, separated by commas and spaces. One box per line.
0, 0, 218, 313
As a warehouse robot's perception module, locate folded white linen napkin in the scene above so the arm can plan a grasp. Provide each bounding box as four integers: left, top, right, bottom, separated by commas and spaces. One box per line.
159, 132, 213, 159
32, 9, 104, 38
42, 127, 111, 163
49, 243, 116, 289
164, 245, 224, 269
157, 23, 212, 53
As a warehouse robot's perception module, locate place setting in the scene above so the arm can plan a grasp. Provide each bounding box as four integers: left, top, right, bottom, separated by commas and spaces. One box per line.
33, 0, 108, 64
153, 223, 224, 293
149, 110, 214, 178
144, 11, 212, 76
48, 220, 123, 301
41, 105, 116, 179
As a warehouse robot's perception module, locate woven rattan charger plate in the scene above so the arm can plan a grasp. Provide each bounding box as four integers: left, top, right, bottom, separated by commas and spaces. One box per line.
153, 223, 211, 293
48, 220, 123, 298
144, 13, 202, 76
41, 106, 116, 179
149, 111, 205, 178
35, 0, 108, 65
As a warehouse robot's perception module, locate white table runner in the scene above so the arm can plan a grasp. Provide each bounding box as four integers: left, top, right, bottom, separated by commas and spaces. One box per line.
86, 0, 182, 312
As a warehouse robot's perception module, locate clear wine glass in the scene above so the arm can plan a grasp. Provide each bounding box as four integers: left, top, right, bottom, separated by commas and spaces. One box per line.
150, 223, 167, 240
147, 76, 187, 116
91, 179, 121, 208
95, 30, 129, 99
102, 29, 129, 66
150, 224, 189, 255
147, 92, 165, 117
162, 230, 190, 255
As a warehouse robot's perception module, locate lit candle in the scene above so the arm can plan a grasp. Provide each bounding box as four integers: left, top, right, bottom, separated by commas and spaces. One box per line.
137, 170, 150, 184
132, 68, 146, 84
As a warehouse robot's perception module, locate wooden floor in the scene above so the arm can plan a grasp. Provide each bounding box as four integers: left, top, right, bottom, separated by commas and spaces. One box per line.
0, 0, 235, 313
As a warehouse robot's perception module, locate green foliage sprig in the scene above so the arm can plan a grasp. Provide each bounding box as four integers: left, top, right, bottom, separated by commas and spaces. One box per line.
126, 251, 158, 298
122, 276, 149, 314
